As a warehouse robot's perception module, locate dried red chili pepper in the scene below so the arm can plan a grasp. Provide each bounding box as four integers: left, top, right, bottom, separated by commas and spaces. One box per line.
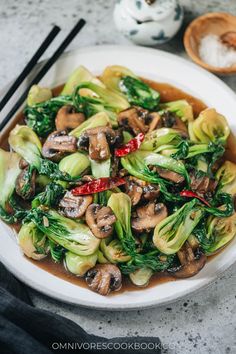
115, 133, 145, 157
180, 190, 211, 207
71, 177, 126, 196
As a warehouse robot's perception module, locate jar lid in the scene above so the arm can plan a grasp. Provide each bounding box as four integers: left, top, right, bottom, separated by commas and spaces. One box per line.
124, 0, 177, 22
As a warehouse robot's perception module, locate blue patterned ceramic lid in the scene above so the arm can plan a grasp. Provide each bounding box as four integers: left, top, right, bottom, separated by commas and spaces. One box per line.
124, 0, 177, 22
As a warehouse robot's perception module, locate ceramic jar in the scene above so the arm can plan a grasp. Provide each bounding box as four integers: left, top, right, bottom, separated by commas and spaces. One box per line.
114, 0, 183, 46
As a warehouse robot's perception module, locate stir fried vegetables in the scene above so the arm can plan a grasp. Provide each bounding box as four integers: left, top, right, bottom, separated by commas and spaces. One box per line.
1, 64, 236, 296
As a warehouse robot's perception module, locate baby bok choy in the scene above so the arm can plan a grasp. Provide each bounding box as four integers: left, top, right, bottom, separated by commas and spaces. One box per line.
206, 213, 236, 254
61, 65, 104, 95
59, 152, 90, 178
73, 82, 129, 125
140, 128, 183, 151
159, 99, 194, 123
100, 238, 131, 263
188, 108, 230, 144
26, 208, 100, 256
18, 222, 48, 260
0, 148, 21, 210
108, 193, 175, 274
108, 193, 136, 257
194, 213, 236, 255
216, 161, 236, 196
0, 148, 26, 223
101, 65, 160, 110
65, 251, 98, 276
9, 125, 42, 169
27, 85, 52, 107
153, 199, 203, 255
70, 112, 110, 138
101, 65, 137, 92
129, 267, 153, 287
119, 76, 160, 110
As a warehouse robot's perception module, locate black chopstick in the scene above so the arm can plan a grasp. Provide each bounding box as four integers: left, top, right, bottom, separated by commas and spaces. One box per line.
0, 18, 86, 132
0, 25, 61, 112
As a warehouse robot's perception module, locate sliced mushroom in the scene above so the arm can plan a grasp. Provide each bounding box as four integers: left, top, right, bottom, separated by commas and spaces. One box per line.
142, 183, 160, 201
168, 242, 206, 278
42, 130, 77, 161
161, 111, 188, 134
118, 107, 149, 135
190, 172, 218, 196
85, 204, 116, 239
125, 176, 146, 206
154, 167, 185, 184
89, 129, 110, 161
15, 166, 36, 200
118, 107, 164, 135
85, 264, 122, 296
132, 202, 167, 233
77, 126, 123, 161
146, 112, 162, 132
55, 105, 85, 131
59, 191, 93, 218
125, 176, 160, 206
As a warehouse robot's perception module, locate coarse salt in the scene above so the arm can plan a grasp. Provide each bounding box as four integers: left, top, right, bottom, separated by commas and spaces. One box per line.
199, 34, 236, 68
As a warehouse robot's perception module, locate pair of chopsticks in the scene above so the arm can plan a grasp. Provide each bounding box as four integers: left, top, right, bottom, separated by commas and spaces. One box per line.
0, 19, 86, 132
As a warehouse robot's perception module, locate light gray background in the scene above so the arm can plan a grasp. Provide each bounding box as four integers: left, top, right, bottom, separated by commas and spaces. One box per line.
0, 1, 236, 353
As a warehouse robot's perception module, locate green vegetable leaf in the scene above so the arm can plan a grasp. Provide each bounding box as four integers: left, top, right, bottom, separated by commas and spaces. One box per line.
119, 76, 160, 110
24, 95, 73, 137
25, 208, 100, 256
48, 239, 65, 262
32, 183, 65, 208
153, 199, 203, 254
204, 193, 234, 217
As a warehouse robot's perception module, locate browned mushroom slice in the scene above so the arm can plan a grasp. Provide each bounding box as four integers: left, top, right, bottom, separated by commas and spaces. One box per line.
85, 204, 116, 239
190, 173, 218, 195
146, 112, 162, 132
125, 176, 146, 206
59, 191, 93, 218
168, 242, 206, 278
161, 111, 188, 134
132, 202, 167, 233
118, 107, 149, 135
156, 167, 185, 184
42, 130, 77, 161
55, 105, 85, 131
85, 264, 122, 296
89, 129, 110, 161
125, 176, 160, 205
142, 183, 160, 201
77, 126, 123, 161
15, 166, 36, 200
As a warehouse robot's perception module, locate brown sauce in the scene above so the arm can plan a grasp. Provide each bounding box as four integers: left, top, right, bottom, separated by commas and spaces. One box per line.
1, 79, 236, 294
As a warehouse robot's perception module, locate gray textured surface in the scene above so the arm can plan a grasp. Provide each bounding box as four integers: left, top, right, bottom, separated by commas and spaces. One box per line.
0, 0, 236, 353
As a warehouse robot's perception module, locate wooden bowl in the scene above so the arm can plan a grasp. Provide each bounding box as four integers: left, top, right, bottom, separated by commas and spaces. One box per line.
184, 12, 236, 74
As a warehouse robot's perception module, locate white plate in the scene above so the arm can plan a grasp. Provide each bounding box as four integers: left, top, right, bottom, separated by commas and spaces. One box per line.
1, 45, 236, 310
